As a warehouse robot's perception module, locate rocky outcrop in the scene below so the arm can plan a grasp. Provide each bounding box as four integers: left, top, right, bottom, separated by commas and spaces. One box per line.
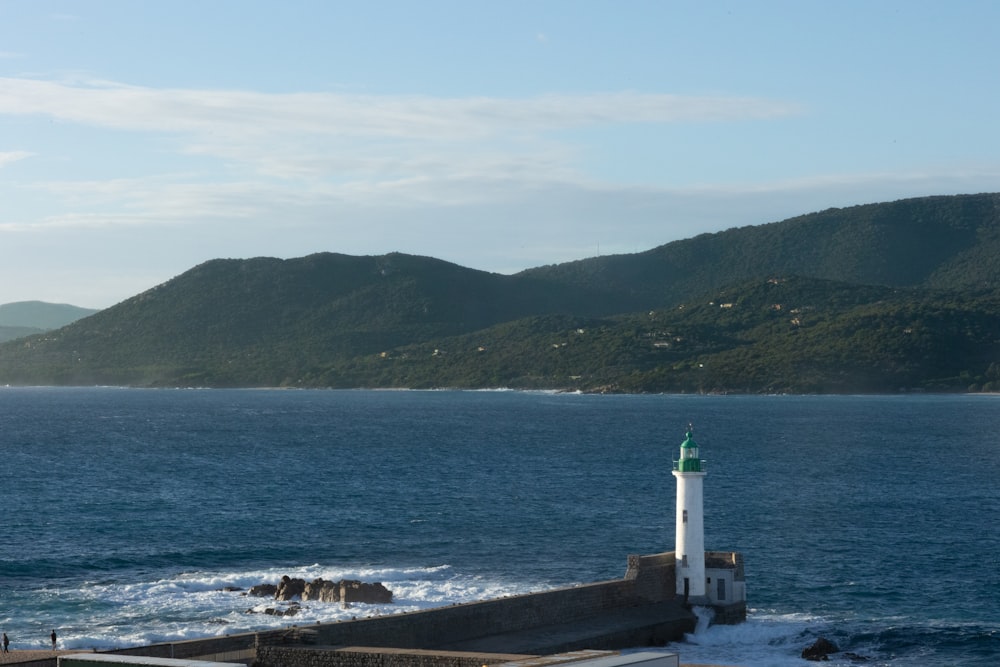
302, 578, 337, 602
276, 576, 307, 601
245, 602, 301, 617
247, 583, 278, 597
338, 579, 393, 604
265, 602, 300, 617
248, 576, 393, 604
802, 636, 839, 661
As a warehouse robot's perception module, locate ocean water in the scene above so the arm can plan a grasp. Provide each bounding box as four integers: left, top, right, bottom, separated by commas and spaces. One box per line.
0, 388, 997, 666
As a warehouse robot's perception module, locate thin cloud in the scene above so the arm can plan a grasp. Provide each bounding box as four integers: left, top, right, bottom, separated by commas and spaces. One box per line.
0, 150, 32, 167
12, 160, 987, 238
0, 77, 802, 192
0, 77, 801, 139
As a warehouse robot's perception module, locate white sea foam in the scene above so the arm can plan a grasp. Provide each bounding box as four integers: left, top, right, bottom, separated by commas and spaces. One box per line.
649, 612, 848, 667
40, 563, 539, 651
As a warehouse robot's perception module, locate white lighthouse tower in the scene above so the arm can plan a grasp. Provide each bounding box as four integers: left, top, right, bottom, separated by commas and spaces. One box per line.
673, 425, 707, 603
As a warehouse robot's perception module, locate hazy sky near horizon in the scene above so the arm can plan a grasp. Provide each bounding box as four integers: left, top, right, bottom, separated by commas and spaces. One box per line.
2, 1, 998, 308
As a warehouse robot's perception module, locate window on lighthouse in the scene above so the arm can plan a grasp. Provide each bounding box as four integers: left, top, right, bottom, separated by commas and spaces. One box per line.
682, 510, 688, 523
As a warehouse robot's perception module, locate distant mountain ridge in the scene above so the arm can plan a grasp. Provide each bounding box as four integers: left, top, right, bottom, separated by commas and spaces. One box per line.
0, 301, 98, 343
519, 193, 1000, 307
0, 193, 997, 392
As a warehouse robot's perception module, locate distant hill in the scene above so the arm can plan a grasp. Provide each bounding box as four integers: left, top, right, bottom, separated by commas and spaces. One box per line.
0, 301, 99, 343
344, 276, 1000, 394
0, 193, 997, 392
520, 193, 1000, 307
0, 253, 619, 386
0, 325, 43, 344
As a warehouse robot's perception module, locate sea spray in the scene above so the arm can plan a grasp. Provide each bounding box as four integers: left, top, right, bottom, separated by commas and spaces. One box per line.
9, 564, 543, 651
668, 612, 835, 667
688, 606, 714, 637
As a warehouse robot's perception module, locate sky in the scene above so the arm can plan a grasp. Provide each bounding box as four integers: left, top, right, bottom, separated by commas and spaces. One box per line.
1, 1, 999, 308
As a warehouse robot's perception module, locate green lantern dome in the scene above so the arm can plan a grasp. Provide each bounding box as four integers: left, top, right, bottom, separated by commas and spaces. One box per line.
674, 427, 703, 473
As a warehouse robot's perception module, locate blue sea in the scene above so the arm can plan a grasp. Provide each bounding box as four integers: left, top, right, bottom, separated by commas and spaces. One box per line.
0, 388, 997, 666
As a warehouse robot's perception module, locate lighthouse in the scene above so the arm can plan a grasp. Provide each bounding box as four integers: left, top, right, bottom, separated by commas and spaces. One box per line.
673, 425, 707, 603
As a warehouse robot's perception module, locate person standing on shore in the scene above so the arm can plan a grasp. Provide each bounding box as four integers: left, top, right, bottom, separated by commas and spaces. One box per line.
3, 632, 9, 652
50, 629, 57, 650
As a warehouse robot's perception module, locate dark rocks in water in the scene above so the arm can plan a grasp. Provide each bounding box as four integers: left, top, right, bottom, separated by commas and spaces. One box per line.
264, 603, 300, 617
271, 576, 392, 604
276, 576, 306, 601
247, 584, 278, 597
339, 579, 393, 604
246, 602, 301, 617
302, 578, 337, 603
217, 586, 243, 592
802, 637, 839, 661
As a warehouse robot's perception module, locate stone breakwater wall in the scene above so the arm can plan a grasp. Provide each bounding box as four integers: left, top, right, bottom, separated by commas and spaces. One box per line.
255, 553, 677, 651
255, 647, 535, 667
78, 552, 739, 667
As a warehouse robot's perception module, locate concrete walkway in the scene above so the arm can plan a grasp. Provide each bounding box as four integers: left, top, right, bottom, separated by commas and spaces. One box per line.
0, 649, 77, 665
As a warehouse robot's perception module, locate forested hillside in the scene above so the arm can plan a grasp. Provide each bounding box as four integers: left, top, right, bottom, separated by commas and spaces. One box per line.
333, 277, 1000, 393
521, 193, 1000, 307
0, 193, 997, 392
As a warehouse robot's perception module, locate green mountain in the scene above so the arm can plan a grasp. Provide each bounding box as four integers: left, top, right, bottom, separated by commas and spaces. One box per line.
0, 301, 99, 343
0, 193, 997, 392
0, 253, 618, 387
337, 277, 1000, 393
520, 193, 1000, 307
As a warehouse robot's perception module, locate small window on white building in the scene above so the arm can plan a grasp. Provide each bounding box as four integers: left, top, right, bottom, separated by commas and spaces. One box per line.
681, 554, 688, 567
682, 509, 688, 523
717, 577, 726, 601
